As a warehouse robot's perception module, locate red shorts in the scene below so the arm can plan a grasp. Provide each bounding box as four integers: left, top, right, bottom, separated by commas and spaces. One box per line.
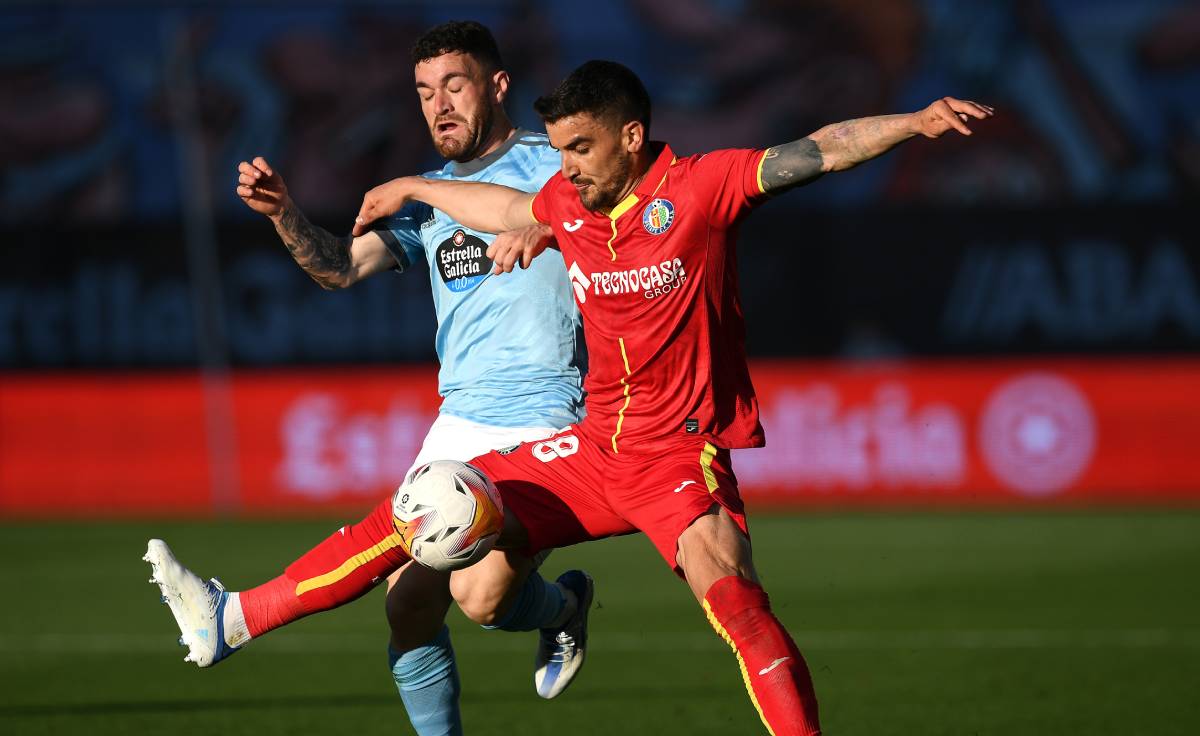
471, 426, 748, 574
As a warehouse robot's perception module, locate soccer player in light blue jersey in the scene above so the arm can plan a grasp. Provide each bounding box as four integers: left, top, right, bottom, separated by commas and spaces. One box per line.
218, 21, 592, 736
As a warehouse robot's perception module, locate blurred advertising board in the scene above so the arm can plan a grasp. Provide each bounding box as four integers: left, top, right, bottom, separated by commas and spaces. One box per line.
2, 359, 1199, 516
738, 360, 1199, 505
5, 207, 1196, 369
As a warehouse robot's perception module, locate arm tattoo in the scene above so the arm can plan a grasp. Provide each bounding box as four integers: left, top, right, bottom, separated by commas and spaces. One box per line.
273, 203, 353, 290
808, 113, 913, 172
759, 138, 825, 194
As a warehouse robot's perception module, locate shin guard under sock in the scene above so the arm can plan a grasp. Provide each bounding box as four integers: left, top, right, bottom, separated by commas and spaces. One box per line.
702, 575, 821, 736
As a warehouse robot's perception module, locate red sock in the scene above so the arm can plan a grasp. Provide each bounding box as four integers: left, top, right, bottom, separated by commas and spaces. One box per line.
241, 495, 408, 638
702, 576, 821, 736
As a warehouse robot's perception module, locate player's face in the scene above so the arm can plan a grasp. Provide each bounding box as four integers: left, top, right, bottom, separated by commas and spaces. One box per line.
414, 52, 505, 162
547, 114, 641, 213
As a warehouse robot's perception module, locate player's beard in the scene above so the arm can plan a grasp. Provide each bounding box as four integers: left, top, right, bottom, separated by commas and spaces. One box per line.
578, 154, 633, 212
432, 104, 494, 162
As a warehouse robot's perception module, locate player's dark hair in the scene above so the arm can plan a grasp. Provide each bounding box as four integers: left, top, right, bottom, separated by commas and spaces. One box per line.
410, 20, 504, 72
533, 60, 651, 133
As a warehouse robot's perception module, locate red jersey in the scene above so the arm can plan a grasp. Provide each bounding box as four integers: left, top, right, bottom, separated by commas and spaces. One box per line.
531, 143, 770, 453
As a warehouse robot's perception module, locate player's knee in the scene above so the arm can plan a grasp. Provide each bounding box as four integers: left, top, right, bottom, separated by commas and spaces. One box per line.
385, 585, 430, 631
680, 536, 741, 578
449, 549, 528, 626
450, 573, 508, 626
677, 511, 757, 591
384, 565, 452, 634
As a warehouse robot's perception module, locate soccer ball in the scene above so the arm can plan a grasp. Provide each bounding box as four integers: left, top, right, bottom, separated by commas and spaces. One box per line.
392, 460, 504, 572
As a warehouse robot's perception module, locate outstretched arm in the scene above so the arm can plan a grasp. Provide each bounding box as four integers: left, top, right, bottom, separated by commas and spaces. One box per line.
237, 157, 394, 290
353, 177, 537, 237
759, 97, 993, 194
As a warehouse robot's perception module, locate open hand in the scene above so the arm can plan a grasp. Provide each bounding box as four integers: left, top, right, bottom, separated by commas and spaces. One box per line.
916, 97, 994, 138
236, 156, 289, 217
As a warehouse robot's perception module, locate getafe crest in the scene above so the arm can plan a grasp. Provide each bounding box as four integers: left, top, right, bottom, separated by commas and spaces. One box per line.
642, 198, 675, 235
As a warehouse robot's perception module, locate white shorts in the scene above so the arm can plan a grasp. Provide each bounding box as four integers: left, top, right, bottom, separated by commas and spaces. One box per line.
407, 413, 561, 568
405, 412, 562, 481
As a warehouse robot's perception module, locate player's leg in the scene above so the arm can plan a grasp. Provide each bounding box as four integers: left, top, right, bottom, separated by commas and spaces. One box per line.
677, 508, 821, 736
384, 563, 460, 736
612, 442, 821, 736
449, 547, 592, 699
470, 431, 632, 698
379, 413, 496, 736
378, 414, 576, 734
450, 549, 557, 629
146, 491, 409, 667
449, 521, 579, 638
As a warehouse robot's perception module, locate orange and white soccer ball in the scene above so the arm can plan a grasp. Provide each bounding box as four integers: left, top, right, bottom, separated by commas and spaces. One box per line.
392, 460, 504, 572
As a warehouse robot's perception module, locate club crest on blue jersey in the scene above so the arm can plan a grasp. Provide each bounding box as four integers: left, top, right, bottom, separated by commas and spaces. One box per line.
642, 198, 675, 235
436, 229, 493, 292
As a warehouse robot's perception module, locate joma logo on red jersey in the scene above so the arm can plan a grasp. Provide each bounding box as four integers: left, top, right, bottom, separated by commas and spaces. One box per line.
568, 259, 688, 303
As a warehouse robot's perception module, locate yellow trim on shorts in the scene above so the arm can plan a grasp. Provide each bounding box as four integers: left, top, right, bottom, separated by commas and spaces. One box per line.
611, 338, 633, 453
700, 442, 720, 494
703, 598, 776, 736
294, 532, 405, 597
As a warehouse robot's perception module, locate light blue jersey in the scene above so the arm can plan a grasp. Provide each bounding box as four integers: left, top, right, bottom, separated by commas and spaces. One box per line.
375, 130, 585, 429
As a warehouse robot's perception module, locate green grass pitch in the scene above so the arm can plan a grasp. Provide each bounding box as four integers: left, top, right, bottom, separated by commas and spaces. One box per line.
1, 511, 1198, 735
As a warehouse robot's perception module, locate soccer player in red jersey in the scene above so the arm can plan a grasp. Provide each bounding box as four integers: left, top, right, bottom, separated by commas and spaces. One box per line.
147, 60, 989, 736
349, 60, 991, 735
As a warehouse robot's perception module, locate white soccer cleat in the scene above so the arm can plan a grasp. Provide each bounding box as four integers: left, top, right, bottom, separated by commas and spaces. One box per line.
534, 569, 594, 699
143, 539, 238, 668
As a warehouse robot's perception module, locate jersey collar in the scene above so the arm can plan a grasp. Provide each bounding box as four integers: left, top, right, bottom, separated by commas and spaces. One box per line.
607, 142, 675, 222
448, 128, 529, 177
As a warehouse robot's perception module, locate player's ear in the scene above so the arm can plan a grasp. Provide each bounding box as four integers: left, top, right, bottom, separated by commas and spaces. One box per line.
491, 69, 510, 104
622, 120, 645, 154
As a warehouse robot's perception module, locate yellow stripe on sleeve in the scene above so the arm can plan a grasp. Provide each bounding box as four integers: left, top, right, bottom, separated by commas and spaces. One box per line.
755, 149, 771, 195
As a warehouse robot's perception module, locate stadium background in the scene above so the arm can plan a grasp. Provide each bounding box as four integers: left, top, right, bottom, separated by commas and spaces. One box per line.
1, 1, 1198, 734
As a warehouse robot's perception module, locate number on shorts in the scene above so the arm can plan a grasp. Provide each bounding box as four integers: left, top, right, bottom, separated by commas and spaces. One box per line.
532, 435, 580, 463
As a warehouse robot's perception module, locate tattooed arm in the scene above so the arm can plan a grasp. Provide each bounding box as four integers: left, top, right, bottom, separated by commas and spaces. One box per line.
268, 202, 392, 290
760, 97, 993, 195
236, 156, 395, 290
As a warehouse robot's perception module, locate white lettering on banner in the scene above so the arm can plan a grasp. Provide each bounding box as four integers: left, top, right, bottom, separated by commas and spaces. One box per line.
276, 393, 432, 498
942, 240, 1200, 344
978, 373, 1096, 497
733, 383, 966, 492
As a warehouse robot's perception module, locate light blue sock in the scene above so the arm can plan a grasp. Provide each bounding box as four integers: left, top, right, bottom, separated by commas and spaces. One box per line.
388, 626, 462, 736
482, 571, 567, 632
